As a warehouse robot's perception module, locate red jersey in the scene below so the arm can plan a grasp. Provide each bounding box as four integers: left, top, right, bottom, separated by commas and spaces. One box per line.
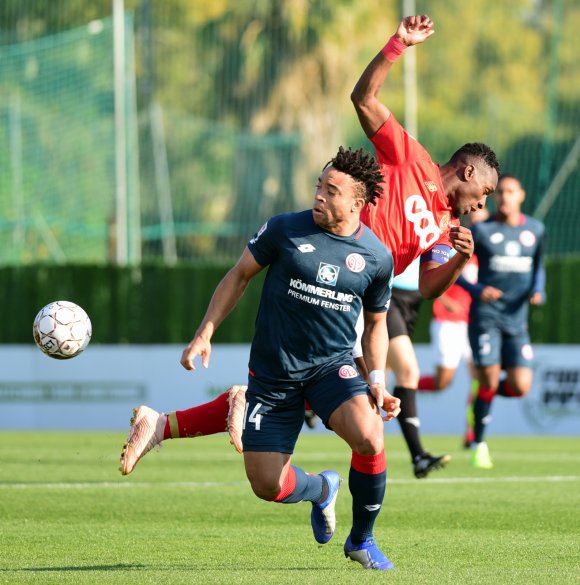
432, 255, 479, 322
360, 114, 458, 276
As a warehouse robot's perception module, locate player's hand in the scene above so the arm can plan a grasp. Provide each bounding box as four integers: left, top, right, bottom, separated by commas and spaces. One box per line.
180, 336, 211, 370
395, 15, 435, 47
369, 382, 386, 410
449, 225, 474, 258
381, 391, 401, 422
480, 285, 503, 303
529, 292, 543, 305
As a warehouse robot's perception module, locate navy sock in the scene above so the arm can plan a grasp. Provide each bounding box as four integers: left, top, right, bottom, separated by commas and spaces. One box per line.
349, 451, 387, 543
473, 386, 496, 443
275, 465, 324, 504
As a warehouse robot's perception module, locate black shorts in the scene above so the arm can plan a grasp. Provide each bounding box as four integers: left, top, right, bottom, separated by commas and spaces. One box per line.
387, 287, 423, 339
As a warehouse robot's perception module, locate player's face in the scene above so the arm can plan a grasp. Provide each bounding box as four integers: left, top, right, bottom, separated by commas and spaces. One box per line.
494, 176, 525, 217
452, 164, 498, 218
312, 166, 364, 232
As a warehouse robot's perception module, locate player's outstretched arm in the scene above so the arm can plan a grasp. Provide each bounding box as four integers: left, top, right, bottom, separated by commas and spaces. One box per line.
181, 248, 264, 371
351, 14, 434, 138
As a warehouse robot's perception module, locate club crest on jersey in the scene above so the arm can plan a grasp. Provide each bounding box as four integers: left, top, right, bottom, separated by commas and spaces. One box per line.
346, 253, 366, 273
316, 262, 340, 286
297, 243, 316, 253
249, 222, 268, 244
521, 344, 534, 361
519, 230, 536, 247
424, 180, 438, 193
338, 365, 358, 379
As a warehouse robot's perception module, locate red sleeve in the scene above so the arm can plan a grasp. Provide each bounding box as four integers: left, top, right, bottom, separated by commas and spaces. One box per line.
371, 114, 432, 166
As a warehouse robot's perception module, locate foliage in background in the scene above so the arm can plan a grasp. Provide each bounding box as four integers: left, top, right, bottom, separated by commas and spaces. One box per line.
1, 0, 580, 264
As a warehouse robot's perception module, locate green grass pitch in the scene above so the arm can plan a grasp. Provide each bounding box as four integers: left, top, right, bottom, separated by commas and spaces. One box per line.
0, 431, 579, 585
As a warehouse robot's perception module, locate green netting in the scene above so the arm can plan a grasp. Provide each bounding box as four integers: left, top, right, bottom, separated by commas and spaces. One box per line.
0, 18, 132, 264
1, 1, 580, 264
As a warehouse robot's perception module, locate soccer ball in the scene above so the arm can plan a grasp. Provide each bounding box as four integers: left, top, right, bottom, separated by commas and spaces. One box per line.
33, 301, 92, 360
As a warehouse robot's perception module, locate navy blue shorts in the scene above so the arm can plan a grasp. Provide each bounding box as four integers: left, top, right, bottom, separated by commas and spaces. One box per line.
468, 321, 534, 368
242, 360, 370, 453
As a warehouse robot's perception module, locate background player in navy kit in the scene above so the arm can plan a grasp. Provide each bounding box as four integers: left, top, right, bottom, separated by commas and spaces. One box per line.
457, 175, 546, 468
180, 147, 401, 571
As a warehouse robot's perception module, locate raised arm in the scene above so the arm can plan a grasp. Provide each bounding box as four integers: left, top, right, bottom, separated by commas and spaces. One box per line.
351, 15, 435, 138
181, 247, 264, 370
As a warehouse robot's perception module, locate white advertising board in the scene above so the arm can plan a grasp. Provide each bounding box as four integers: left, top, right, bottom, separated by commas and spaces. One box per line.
0, 344, 578, 435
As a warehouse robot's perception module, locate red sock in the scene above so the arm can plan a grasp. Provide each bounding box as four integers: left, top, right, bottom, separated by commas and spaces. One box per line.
273, 466, 297, 501
417, 375, 436, 391
497, 380, 521, 397
351, 450, 387, 474
163, 392, 229, 439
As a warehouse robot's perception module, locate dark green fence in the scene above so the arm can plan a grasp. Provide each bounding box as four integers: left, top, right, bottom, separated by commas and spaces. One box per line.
1, 257, 578, 345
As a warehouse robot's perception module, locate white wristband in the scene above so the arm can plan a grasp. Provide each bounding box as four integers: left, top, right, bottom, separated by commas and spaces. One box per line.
369, 369, 386, 386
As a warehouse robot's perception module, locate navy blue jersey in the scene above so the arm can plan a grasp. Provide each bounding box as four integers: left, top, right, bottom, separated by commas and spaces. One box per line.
247, 210, 394, 382
460, 214, 545, 330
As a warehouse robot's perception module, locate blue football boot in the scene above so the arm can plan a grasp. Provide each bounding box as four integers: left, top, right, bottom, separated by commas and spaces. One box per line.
310, 470, 341, 544
344, 533, 394, 570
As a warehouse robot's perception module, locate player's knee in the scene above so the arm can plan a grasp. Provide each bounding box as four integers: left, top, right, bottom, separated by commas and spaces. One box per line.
512, 384, 531, 397
350, 431, 384, 455
247, 476, 281, 501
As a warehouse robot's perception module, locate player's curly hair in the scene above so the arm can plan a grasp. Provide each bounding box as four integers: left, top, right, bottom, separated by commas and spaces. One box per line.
449, 142, 501, 175
325, 146, 384, 206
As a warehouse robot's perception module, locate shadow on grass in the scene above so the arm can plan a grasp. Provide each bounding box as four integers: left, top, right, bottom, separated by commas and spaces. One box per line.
3, 564, 147, 572
3, 564, 339, 573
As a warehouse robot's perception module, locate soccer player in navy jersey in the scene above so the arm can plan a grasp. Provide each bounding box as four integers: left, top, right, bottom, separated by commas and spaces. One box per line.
156, 146, 401, 570
120, 14, 501, 484
457, 175, 546, 468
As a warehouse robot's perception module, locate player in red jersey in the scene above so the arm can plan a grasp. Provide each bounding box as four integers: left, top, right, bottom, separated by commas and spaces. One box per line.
350, 14, 499, 475
119, 15, 500, 477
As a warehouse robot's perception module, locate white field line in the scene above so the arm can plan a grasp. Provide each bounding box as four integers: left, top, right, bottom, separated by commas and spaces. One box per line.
0, 476, 579, 489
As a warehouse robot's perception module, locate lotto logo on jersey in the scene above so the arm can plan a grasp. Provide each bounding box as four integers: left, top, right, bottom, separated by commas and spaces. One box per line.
338, 365, 358, 379
249, 222, 268, 244
424, 180, 438, 193
316, 262, 340, 286
346, 253, 366, 273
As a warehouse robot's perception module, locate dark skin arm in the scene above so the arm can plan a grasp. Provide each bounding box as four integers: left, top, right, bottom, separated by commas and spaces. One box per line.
351, 15, 435, 139
419, 227, 475, 299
